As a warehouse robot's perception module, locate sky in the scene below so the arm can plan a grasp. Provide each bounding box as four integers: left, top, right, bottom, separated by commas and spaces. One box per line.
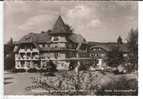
4, 0, 138, 43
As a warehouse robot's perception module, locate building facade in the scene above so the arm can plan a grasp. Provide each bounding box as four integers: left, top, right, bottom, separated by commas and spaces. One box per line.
14, 16, 129, 71
88, 42, 129, 70
14, 16, 88, 71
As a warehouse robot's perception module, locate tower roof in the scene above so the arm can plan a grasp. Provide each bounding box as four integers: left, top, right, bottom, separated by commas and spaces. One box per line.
52, 16, 69, 34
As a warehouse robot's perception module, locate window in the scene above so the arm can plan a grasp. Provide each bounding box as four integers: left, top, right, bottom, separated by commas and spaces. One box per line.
45, 44, 48, 47
39, 44, 43, 48
21, 61, 25, 67
43, 44, 46, 47
51, 36, 59, 41
55, 53, 58, 59
53, 37, 59, 41
39, 44, 45, 48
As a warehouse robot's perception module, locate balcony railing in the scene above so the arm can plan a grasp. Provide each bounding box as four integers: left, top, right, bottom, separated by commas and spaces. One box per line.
15, 56, 39, 60
40, 47, 77, 52
19, 48, 39, 53
19, 49, 26, 53
27, 49, 31, 52
32, 48, 39, 52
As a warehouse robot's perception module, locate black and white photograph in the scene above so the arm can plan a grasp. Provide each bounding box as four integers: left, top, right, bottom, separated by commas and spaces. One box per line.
4, 0, 138, 96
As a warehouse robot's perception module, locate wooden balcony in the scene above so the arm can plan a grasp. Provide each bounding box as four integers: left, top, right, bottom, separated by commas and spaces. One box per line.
32, 48, 39, 52
40, 57, 95, 61
15, 56, 39, 61
19, 49, 26, 53
40, 47, 76, 52
19, 48, 39, 53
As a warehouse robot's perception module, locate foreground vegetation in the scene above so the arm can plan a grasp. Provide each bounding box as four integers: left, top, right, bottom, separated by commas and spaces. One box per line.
24, 70, 137, 95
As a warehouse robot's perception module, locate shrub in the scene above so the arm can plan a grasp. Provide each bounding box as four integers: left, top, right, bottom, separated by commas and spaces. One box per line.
28, 68, 38, 72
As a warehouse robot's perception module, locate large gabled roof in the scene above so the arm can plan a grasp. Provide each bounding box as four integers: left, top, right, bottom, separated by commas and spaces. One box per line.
18, 32, 86, 44
37, 32, 51, 43
18, 32, 51, 44
15, 16, 87, 52
19, 33, 38, 43
18, 16, 86, 44
68, 33, 86, 44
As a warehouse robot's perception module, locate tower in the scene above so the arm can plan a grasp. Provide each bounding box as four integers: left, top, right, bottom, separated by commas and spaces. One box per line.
49, 16, 72, 59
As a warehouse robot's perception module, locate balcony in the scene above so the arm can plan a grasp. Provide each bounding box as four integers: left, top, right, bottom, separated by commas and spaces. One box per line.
32, 48, 39, 53
27, 49, 31, 53
15, 55, 39, 60
19, 49, 26, 53
19, 48, 39, 53
32, 55, 39, 60
40, 47, 76, 52
15, 56, 22, 60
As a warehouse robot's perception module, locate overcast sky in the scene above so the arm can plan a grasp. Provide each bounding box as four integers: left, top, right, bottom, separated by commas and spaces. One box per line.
4, 0, 138, 43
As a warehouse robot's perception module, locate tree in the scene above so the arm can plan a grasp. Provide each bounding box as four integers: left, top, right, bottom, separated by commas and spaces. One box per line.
106, 35, 125, 67
48, 29, 52, 32
107, 46, 124, 67
4, 38, 15, 70
127, 29, 138, 70
117, 36, 123, 45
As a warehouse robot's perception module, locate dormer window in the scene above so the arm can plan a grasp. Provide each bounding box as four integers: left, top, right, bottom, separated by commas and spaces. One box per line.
39, 44, 45, 48
53, 37, 59, 41
51, 36, 59, 41
25, 36, 32, 42
39, 44, 43, 48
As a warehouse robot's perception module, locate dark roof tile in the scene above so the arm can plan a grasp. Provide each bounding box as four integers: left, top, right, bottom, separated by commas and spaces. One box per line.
52, 16, 67, 34
68, 33, 86, 43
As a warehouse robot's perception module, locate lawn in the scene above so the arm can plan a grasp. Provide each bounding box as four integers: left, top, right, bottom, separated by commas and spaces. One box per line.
4, 70, 138, 95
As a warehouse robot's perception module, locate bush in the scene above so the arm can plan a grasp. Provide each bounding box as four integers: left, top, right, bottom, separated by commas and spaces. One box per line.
29, 70, 137, 95
28, 68, 38, 72
12, 69, 26, 73
107, 47, 124, 67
